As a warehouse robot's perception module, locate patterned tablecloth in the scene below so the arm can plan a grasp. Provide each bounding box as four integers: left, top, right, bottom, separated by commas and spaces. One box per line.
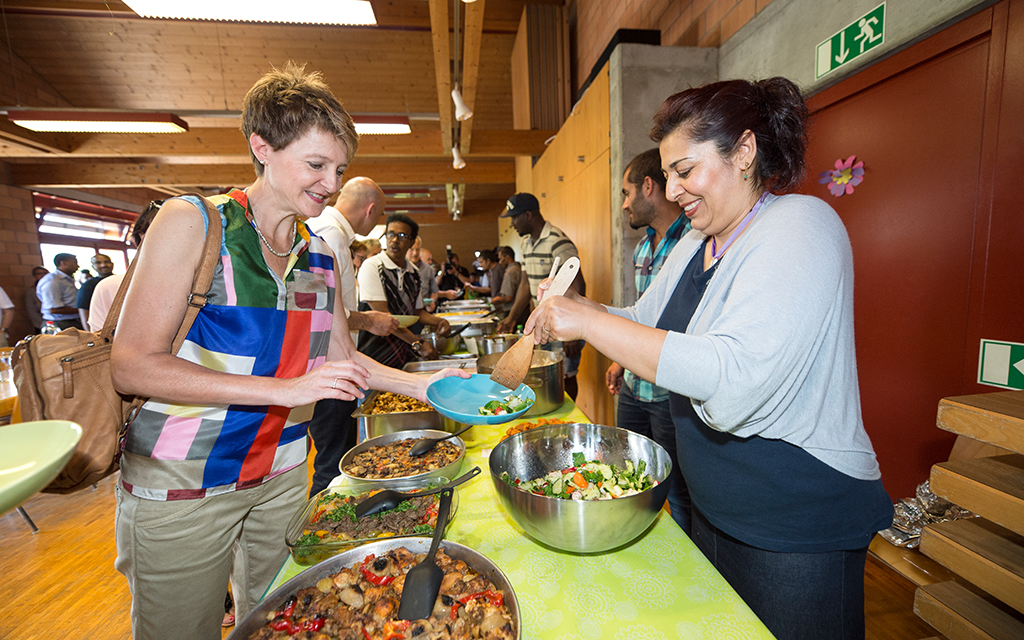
268, 398, 775, 640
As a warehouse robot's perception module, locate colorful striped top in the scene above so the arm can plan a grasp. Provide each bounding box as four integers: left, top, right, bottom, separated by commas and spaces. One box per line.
120, 190, 336, 501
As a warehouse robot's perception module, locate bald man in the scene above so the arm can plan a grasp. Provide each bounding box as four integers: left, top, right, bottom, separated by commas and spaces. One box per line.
305, 177, 399, 495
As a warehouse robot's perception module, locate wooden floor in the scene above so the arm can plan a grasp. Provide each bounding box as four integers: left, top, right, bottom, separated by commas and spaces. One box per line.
1, 475, 942, 640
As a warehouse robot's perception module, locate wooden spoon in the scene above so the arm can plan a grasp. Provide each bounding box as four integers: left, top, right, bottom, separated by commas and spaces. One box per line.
396, 487, 454, 621
489, 257, 580, 390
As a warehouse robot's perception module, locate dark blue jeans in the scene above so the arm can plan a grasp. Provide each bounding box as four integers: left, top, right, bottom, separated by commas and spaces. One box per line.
616, 386, 690, 533
691, 508, 868, 640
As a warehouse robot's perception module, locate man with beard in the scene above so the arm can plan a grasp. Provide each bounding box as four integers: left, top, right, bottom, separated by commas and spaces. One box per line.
605, 148, 692, 532
77, 253, 114, 328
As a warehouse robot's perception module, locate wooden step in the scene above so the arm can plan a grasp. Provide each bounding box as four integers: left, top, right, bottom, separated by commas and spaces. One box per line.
920, 519, 1024, 613
937, 391, 1024, 454
930, 455, 1024, 536
915, 580, 1024, 640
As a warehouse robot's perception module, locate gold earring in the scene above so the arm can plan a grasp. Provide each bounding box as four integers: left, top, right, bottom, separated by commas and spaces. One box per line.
742, 163, 750, 180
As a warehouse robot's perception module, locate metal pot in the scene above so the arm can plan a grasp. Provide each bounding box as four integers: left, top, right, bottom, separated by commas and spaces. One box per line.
420, 331, 458, 356
476, 349, 564, 417
481, 333, 521, 355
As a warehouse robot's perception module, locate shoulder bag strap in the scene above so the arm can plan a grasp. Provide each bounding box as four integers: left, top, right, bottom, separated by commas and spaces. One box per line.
99, 194, 222, 351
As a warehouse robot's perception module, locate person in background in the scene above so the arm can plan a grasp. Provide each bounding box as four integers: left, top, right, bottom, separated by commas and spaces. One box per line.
349, 239, 369, 271
0, 285, 13, 347
76, 253, 114, 329
77, 269, 92, 285
25, 266, 48, 334
304, 176, 398, 498
407, 237, 439, 312
605, 148, 691, 532
363, 237, 382, 256
526, 78, 893, 639
465, 249, 503, 298
436, 251, 469, 299
490, 246, 521, 320
37, 253, 81, 330
88, 201, 161, 332
109, 63, 467, 640
357, 213, 452, 367
497, 192, 586, 400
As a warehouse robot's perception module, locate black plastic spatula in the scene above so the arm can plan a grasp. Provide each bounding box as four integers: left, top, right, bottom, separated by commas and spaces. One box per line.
353, 466, 480, 519
397, 487, 454, 621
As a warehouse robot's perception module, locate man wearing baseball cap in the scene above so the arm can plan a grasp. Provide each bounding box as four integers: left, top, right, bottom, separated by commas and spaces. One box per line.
497, 192, 586, 399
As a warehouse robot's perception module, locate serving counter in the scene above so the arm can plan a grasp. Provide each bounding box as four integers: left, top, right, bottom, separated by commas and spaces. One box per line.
267, 397, 775, 639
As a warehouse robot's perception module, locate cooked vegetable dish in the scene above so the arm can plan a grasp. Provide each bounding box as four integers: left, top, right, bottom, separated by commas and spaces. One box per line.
344, 439, 461, 480
501, 452, 657, 500
478, 395, 532, 416
248, 546, 515, 640
368, 392, 433, 414
502, 417, 571, 440
298, 489, 442, 545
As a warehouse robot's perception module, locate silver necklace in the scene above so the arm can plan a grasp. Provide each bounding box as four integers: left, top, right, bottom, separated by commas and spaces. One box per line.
252, 213, 296, 258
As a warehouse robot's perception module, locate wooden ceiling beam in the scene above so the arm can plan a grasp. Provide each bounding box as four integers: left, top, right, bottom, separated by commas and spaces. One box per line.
0, 129, 554, 159
459, 0, 485, 156
428, 0, 453, 155
10, 160, 516, 189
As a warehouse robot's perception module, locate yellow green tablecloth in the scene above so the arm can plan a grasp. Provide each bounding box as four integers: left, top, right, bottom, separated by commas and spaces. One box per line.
269, 398, 775, 639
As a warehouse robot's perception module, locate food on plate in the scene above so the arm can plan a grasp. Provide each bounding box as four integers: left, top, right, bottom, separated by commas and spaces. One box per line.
343, 439, 461, 480
247, 546, 515, 640
296, 489, 443, 547
500, 452, 657, 500
502, 417, 572, 440
368, 392, 432, 415
478, 394, 532, 416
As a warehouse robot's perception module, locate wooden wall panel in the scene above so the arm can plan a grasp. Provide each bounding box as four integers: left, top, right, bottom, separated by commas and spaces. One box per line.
526, 69, 613, 425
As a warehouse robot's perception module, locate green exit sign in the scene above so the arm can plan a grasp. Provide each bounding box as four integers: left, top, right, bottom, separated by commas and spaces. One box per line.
978, 339, 1024, 390
816, 3, 886, 79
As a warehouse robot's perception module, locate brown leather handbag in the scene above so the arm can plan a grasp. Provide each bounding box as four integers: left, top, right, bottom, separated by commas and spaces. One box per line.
12, 196, 223, 493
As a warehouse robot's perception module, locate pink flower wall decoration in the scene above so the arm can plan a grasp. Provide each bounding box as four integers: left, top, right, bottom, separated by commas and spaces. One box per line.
818, 155, 865, 197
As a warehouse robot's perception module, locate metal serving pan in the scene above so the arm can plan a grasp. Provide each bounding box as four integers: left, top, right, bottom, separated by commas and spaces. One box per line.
352, 390, 462, 440
338, 428, 466, 490
229, 538, 519, 639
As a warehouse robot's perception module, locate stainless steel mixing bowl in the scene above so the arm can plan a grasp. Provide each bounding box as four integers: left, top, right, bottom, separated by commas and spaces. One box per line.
489, 423, 671, 553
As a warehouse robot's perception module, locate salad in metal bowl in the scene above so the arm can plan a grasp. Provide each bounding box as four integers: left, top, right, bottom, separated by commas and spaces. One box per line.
500, 452, 657, 501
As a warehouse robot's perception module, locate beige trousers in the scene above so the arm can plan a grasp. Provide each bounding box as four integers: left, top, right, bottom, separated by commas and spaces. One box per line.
114, 465, 307, 640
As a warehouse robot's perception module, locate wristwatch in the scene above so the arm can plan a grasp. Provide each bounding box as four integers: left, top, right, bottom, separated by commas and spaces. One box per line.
411, 340, 424, 355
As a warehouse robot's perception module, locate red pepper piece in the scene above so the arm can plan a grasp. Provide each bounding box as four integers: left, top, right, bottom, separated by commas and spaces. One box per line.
458, 589, 504, 607
359, 553, 396, 586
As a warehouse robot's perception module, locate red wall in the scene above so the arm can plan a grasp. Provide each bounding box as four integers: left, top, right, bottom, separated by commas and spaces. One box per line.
800, 1, 1024, 499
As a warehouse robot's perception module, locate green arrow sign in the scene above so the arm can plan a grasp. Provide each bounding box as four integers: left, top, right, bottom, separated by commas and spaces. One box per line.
978, 339, 1024, 390
815, 3, 886, 79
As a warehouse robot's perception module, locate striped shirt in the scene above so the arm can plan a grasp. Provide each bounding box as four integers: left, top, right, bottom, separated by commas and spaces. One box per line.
120, 190, 335, 501
624, 213, 689, 403
522, 221, 578, 301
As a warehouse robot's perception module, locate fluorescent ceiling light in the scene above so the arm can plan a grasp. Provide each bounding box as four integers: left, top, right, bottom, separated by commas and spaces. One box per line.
352, 115, 411, 135
8, 110, 188, 133
123, 0, 376, 25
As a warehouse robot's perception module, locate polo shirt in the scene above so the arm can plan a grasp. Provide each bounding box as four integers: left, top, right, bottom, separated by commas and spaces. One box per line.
521, 221, 578, 301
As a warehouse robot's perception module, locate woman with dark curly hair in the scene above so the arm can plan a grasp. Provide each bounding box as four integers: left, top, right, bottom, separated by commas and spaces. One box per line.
527, 78, 893, 639
110, 63, 466, 639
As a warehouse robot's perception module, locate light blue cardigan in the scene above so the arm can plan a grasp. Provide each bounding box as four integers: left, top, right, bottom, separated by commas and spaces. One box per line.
607, 193, 882, 481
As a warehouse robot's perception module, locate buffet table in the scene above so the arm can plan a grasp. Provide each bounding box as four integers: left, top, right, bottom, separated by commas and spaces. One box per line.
267, 398, 775, 639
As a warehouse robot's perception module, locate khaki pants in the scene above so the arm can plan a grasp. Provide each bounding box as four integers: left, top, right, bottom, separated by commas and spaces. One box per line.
114, 466, 307, 640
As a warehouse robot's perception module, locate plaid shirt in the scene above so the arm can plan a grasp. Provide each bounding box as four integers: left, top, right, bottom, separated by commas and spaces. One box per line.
624, 214, 690, 403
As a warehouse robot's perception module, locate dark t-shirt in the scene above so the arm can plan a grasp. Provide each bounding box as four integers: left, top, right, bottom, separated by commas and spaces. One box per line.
76, 274, 111, 309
